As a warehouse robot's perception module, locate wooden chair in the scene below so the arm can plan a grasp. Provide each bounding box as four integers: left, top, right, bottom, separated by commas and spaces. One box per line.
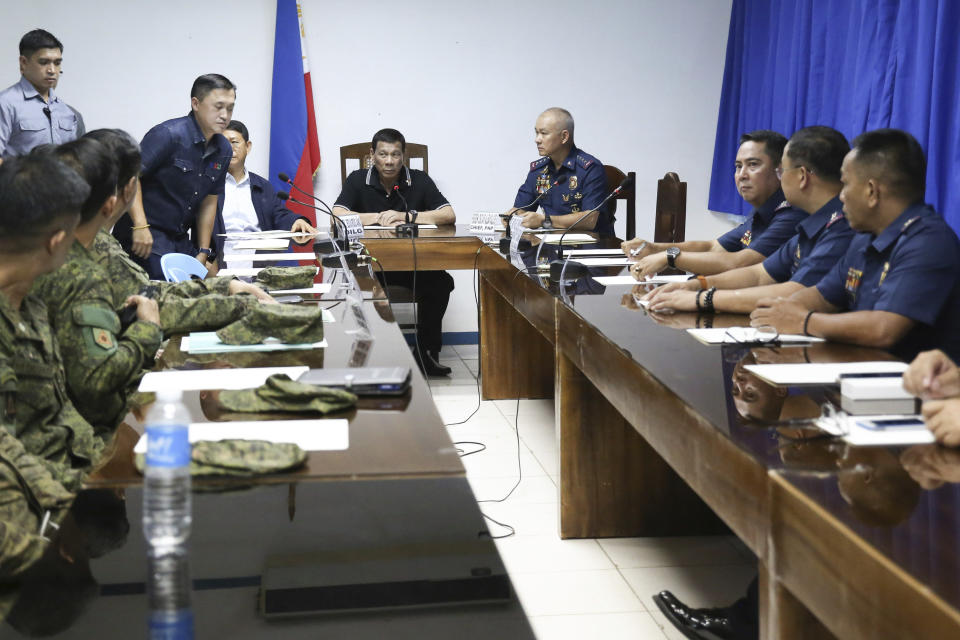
339, 142, 429, 185
654, 172, 686, 243
604, 165, 636, 239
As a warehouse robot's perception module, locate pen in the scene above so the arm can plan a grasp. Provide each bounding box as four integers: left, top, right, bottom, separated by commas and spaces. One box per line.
629, 241, 648, 257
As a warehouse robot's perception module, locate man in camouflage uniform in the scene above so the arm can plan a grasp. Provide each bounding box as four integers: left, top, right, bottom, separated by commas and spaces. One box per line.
85, 129, 273, 335
32, 138, 163, 433
0, 152, 102, 486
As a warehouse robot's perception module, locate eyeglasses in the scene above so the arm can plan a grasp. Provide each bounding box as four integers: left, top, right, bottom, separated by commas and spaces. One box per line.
724, 326, 781, 345
775, 165, 812, 180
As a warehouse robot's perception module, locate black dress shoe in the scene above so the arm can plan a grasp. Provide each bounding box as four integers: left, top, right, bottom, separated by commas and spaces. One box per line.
653, 590, 736, 640
413, 348, 451, 377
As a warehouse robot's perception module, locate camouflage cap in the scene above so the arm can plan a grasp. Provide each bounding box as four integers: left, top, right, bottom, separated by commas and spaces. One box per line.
218, 373, 357, 414
135, 439, 307, 477
215, 304, 325, 345
255, 266, 318, 290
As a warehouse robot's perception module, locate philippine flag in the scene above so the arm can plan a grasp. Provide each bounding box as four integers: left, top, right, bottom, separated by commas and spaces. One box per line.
269, 0, 321, 239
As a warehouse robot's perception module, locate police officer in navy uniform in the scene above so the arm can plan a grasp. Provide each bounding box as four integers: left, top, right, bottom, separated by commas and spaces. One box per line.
753, 129, 960, 363
112, 74, 235, 280
627, 130, 808, 280
504, 108, 613, 235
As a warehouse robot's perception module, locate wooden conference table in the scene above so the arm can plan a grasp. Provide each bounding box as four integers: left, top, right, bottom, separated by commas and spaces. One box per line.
5, 272, 534, 639
361, 224, 960, 640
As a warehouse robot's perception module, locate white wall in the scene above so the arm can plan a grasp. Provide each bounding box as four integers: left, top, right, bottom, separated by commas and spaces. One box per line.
2, 0, 734, 335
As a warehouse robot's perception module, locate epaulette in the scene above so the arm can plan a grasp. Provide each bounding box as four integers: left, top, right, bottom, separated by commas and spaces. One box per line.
826, 211, 845, 228
900, 216, 920, 233
774, 200, 791, 212
529, 157, 550, 172
576, 154, 595, 169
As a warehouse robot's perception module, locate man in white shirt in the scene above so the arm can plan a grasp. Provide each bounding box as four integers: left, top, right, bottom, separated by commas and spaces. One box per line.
215, 120, 315, 267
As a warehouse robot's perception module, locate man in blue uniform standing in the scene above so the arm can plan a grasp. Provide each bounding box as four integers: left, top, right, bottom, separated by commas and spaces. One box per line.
213, 120, 315, 266
0, 29, 80, 163
752, 129, 960, 362
112, 74, 235, 280
504, 108, 612, 235
626, 130, 807, 280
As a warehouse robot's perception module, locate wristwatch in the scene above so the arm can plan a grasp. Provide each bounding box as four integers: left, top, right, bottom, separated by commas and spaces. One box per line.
198, 247, 216, 261
542, 214, 553, 230
666, 246, 680, 268
408, 210, 418, 223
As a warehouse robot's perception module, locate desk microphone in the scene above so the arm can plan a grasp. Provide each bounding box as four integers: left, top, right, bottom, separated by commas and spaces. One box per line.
278, 192, 356, 268
392, 185, 418, 238
277, 172, 348, 249
549, 175, 634, 281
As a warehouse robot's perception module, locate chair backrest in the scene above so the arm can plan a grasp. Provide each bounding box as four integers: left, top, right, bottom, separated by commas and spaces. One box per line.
654, 172, 687, 243
160, 253, 209, 283
339, 142, 429, 186
604, 165, 636, 239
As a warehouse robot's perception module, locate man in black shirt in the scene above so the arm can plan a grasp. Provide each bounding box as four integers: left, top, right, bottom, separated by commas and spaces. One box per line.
333, 128, 456, 376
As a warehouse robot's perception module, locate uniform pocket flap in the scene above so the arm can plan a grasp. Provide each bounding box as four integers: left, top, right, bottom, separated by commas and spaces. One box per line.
18, 118, 47, 132
173, 157, 195, 172
72, 304, 121, 333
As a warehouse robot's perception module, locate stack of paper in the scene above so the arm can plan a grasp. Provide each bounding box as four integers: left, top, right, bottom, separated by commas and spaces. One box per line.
363, 224, 439, 230
233, 239, 293, 250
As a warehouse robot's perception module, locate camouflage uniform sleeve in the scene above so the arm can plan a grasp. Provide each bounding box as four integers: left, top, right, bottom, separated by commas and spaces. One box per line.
160, 275, 235, 301
159, 295, 254, 335
0, 429, 74, 578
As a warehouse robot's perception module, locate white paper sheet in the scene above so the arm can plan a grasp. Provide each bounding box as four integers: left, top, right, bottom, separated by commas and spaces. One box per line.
568, 257, 632, 267
363, 224, 439, 230
744, 361, 908, 386
591, 275, 641, 286
268, 283, 333, 295
139, 367, 309, 392
537, 233, 595, 243
687, 327, 825, 345
133, 419, 350, 453
814, 414, 934, 446
221, 253, 312, 263
233, 239, 292, 250
565, 249, 629, 257
181, 332, 328, 354
219, 230, 318, 240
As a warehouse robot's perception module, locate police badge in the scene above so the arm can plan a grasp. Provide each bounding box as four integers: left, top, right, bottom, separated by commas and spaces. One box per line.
569, 176, 578, 190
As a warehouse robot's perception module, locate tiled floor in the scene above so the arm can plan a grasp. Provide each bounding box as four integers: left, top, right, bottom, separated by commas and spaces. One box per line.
429, 344, 757, 640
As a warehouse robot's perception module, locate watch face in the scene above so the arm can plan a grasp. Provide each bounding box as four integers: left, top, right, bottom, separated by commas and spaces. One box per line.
667, 247, 680, 257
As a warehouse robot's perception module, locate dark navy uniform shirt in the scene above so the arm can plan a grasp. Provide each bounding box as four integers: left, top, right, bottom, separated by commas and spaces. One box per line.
717, 189, 807, 257
334, 165, 450, 213
513, 147, 612, 235
136, 112, 232, 243
816, 203, 960, 361
762, 196, 854, 286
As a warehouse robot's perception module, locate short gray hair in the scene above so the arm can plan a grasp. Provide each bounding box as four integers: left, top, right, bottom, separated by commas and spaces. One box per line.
541, 107, 574, 136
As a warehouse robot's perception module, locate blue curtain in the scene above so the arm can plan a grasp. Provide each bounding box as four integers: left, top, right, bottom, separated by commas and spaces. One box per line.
710, 0, 960, 234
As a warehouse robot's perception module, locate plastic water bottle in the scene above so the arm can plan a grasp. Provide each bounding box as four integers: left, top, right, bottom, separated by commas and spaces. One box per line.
143, 390, 192, 548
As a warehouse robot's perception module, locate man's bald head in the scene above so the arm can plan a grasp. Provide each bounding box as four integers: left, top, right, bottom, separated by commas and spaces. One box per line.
535, 108, 575, 161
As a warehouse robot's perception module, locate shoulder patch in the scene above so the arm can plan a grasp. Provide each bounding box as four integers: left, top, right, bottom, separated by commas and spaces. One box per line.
774, 200, 791, 212
576, 154, 594, 169
826, 211, 845, 228
529, 157, 549, 172
92, 328, 116, 350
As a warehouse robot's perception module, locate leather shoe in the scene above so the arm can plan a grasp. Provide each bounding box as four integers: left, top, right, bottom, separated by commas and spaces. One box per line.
413, 348, 451, 377
652, 590, 736, 640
